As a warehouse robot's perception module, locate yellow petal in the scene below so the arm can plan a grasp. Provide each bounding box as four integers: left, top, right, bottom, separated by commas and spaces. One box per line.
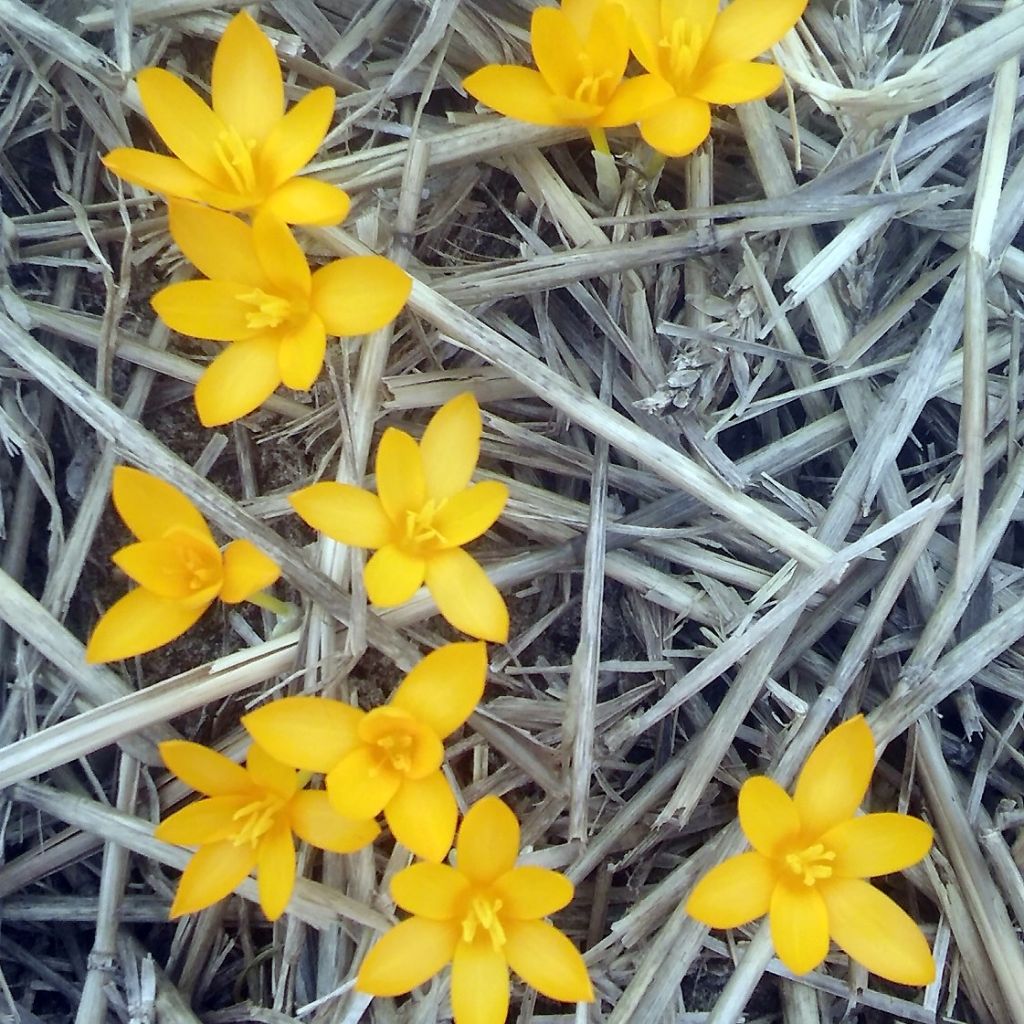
684, 852, 775, 929
309, 256, 411, 337
504, 920, 594, 1002
662, 0, 719, 38
152, 280, 257, 341
821, 878, 935, 985
531, 7, 583, 97
583, 1, 629, 91
212, 11, 284, 144
822, 813, 933, 879
278, 315, 326, 391
256, 824, 295, 920
384, 770, 458, 862
390, 641, 487, 739
376, 427, 426, 521
288, 790, 380, 853
155, 796, 249, 845
170, 839, 255, 918
433, 481, 507, 548
560, 0, 607, 35
220, 539, 280, 603
420, 392, 481, 502
639, 96, 712, 157
243, 696, 364, 773
84, 587, 209, 663
258, 86, 335, 188
159, 739, 250, 796
692, 60, 784, 105
136, 68, 226, 185
770, 880, 829, 975
702, 0, 808, 67
288, 482, 393, 548
327, 746, 400, 819
456, 796, 519, 883
623, 0, 661, 73
252, 210, 311, 297
793, 715, 874, 839
494, 867, 574, 920
167, 200, 265, 286
463, 66, 565, 126
194, 335, 282, 426
101, 149, 216, 205
356, 917, 459, 996
112, 537, 221, 602
595, 74, 676, 127
451, 939, 509, 1024
424, 547, 509, 643
246, 742, 298, 798
365, 543, 427, 606
261, 177, 350, 226
738, 776, 801, 858
112, 466, 211, 543
390, 862, 471, 919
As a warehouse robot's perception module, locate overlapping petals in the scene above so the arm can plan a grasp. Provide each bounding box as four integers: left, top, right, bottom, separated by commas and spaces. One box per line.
102, 11, 349, 224
85, 467, 280, 663
685, 716, 936, 985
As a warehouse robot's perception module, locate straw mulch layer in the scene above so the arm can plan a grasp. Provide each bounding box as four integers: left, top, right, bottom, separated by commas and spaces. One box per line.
2, 1, 1024, 1022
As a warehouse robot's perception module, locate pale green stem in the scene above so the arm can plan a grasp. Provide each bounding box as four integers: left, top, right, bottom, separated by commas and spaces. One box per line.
248, 590, 294, 617
588, 126, 611, 155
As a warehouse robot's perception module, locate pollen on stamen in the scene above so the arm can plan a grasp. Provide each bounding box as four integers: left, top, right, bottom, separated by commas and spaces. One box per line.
214, 128, 259, 195
238, 289, 293, 330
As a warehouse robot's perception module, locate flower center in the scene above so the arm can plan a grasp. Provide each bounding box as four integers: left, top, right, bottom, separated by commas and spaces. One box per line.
238, 288, 294, 330
461, 896, 506, 951
574, 70, 615, 106
660, 19, 706, 90
403, 498, 449, 552
358, 707, 443, 779
159, 527, 223, 596
783, 842, 836, 886
215, 127, 259, 196
230, 792, 286, 848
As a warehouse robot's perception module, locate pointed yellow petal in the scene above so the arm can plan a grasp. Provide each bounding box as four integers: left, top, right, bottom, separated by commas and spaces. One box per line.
738, 776, 801, 858
84, 587, 209, 663
595, 74, 676, 127
252, 210, 311, 297
505, 920, 594, 1002
390, 641, 487, 739
623, 0, 661, 74
433, 481, 507, 549
822, 813, 933, 879
420, 392, 481, 502
425, 548, 509, 643
102, 149, 214, 204
152, 280, 257, 341
356, 917, 459, 996
194, 335, 282, 426
155, 796, 249, 845
159, 739, 250, 796
770, 881, 829, 975
531, 8, 583, 97
560, 0, 606, 34
136, 68, 227, 185
495, 867, 574, 920
112, 466, 210, 543
693, 60, 784, 105
170, 840, 255, 918
220, 539, 280, 604
255, 824, 295, 920
309, 256, 411, 337
390, 862, 471, 919
583, 2, 629, 91
451, 939, 509, 1024
212, 11, 284, 144
794, 716, 874, 839
327, 746, 400, 819
384, 770, 458, 862
288, 482, 393, 548
365, 543, 427, 606
246, 742, 298, 798
260, 177, 350, 226
167, 200, 265, 286
258, 86, 335, 187
456, 796, 519, 883
111, 537, 221, 602
639, 96, 712, 157
685, 852, 776, 929
463, 66, 565, 126
376, 427, 425, 521
288, 790, 380, 853
278, 315, 326, 391
243, 696, 364, 773
821, 877, 935, 984
702, 0, 807, 67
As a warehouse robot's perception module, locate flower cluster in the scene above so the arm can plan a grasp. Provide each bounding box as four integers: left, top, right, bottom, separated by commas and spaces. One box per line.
463, 0, 808, 157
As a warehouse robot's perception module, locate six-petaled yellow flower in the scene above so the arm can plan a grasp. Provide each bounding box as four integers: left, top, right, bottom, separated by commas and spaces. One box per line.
153, 200, 411, 425
623, 0, 808, 157
289, 393, 509, 643
243, 642, 487, 862
102, 11, 349, 224
463, 0, 672, 131
356, 795, 594, 1024
155, 740, 379, 920
85, 467, 280, 663
686, 715, 935, 985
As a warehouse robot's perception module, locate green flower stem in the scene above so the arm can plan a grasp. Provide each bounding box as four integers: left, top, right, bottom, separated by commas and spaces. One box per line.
248, 590, 295, 617
588, 126, 611, 155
